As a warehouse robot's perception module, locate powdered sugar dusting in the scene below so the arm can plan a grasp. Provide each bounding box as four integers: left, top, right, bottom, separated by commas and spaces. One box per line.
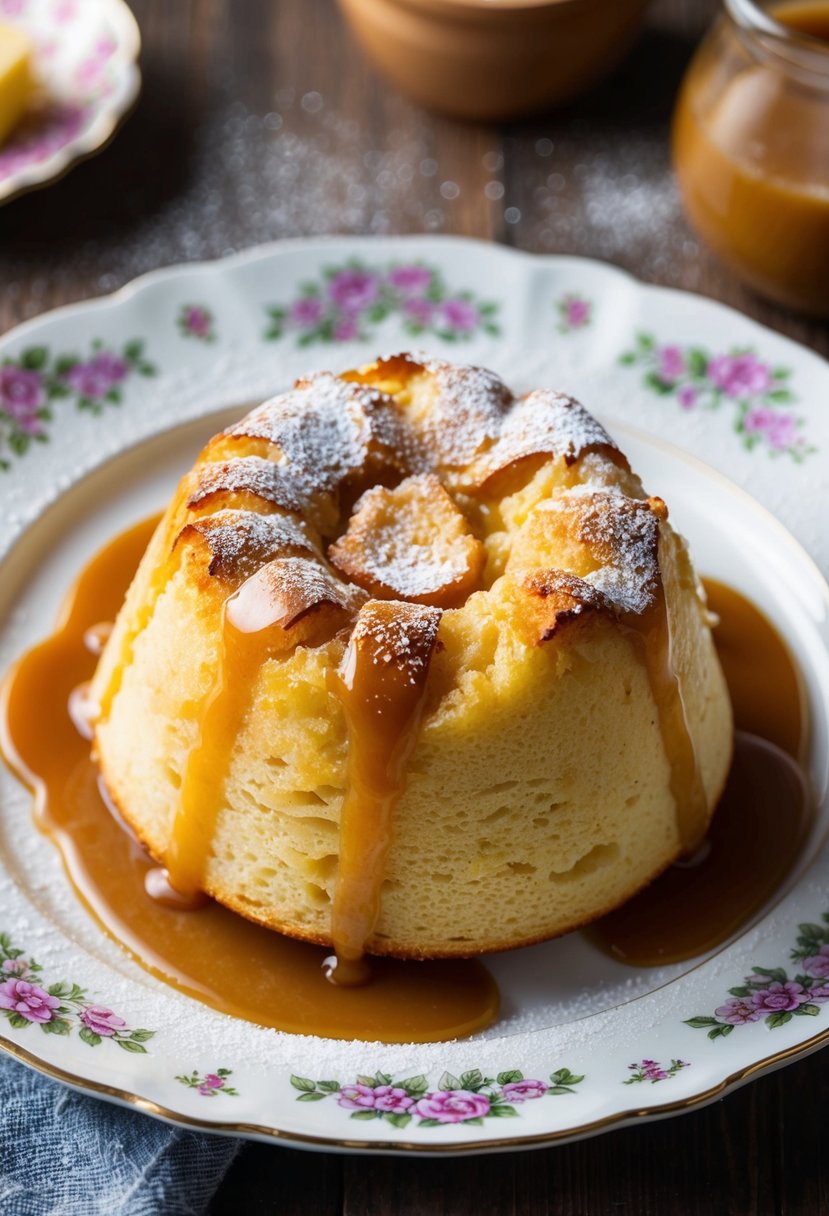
422, 358, 511, 467
554, 489, 662, 615
182, 509, 315, 582
351, 600, 442, 683
188, 455, 306, 516
469, 390, 620, 487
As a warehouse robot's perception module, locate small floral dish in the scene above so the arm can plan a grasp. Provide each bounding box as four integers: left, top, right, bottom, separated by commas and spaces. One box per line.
0, 0, 140, 205
1, 237, 828, 1154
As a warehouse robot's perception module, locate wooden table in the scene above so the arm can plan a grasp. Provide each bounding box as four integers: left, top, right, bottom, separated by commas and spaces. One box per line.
4, 1, 828, 1211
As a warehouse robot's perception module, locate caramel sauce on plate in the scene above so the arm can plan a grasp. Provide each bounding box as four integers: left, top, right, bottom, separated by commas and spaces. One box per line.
0, 520, 813, 1038
0, 517, 498, 1043
592, 579, 811, 966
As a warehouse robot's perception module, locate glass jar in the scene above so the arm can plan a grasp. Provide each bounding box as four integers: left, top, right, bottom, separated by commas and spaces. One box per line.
672, 0, 829, 317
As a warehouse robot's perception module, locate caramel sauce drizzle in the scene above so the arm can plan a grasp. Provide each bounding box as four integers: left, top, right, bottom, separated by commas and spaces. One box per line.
623, 585, 709, 854
0, 517, 498, 1043
327, 601, 441, 985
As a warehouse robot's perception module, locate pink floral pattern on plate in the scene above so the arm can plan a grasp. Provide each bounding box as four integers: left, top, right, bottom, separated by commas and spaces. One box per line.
686, 912, 829, 1038
624, 1058, 689, 1084
290, 1067, 584, 1130
178, 304, 216, 343
0, 104, 91, 184
175, 1068, 238, 1097
265, 260, 500, 346
0, 932, 154, 1051
0, 339, 155, 470
619, 333, 813, 461
556, 293, 592, 333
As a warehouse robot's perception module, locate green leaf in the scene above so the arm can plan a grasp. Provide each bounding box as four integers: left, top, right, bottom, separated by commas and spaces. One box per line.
484, 324, 501, 336
636, 333, 655, 350
766, 1011, 793, 1029
7, 1013, 30, 1029
772, 366, 791, 378
708, 1024, 734, 1039
116, 1038, 147, 1053
644, 370, 674, 396
551, 1069, 584, 1085
123, 340, 145, 361
47, 982, 70, 998
384, 1112, 412, 1129
488, 1104, 519, 1117
798, 923, 825, 938
438, 1071, 462, 1091
399, 1074, 429, 1096
728, 987, 751, 998
376, 1072, 393, 1087
217, 1069, 232, 1077
350, 1109, 380, 1121
496, 1070, 523, 1085
296, 1091, 326, 1102
684, 1016, 719, 1028
618, 352, 637, 365
795, 1004, 820, 1016
548, 1086, 576, 1096
752, 966, 787, 982
768, 389, 794, 403
356, 1075, 376, 1088
290, 1074, 316, 1092
79, 1026, 102, 1047
316, 1080, 340, 1093
21, 347, 48, 371
463, 1117, 485, 1127
130, 1029, 155, 1042
417, 1118, 441, 1128
460, 1070, 483, 1091
42, 1018, 71, 1036
687, 349, 708, 378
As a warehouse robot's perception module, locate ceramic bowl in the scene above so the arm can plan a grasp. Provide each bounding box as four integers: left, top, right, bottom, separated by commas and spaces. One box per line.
336, 0, 649, 120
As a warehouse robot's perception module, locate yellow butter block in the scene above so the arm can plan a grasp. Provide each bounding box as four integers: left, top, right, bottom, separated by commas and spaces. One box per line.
0, 22, 33, 147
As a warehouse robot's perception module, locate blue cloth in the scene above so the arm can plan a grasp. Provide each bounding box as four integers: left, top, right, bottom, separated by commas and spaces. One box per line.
0, 1053, 241, 1215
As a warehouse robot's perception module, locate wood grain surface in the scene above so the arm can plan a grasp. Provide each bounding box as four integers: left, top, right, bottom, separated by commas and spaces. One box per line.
3, 1, 827, 1212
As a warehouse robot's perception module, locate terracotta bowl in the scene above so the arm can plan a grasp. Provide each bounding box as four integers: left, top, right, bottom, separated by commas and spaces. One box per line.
336, 0, 650, 120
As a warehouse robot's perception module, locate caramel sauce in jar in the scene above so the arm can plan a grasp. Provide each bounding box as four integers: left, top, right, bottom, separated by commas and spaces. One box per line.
0, 517, 498, 1043
673, 1, 829, 316
592, 579, 811, 965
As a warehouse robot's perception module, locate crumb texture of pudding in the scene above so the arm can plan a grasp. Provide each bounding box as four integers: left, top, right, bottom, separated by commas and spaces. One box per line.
91, 353, 733, 959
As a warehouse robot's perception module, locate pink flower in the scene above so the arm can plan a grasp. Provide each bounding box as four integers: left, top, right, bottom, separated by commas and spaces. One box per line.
564, 297, 590, 328
333, 315, 359, 341
80, 1005, 127, 1036
1, 958, 30, 977
440, 298, 479, 333
388, 265, 432, 294
337, 1083, 378, 1110
750, 981, 808, 1013
289, 296, 324, 327
66, 352, 128, 399
372, 1085, 415, 1113
203, 1073, 224, 1089
404, 296, 435, 325
182, 306, 212, 338
328, 269, 378, 311
708, 353, 771, 399
1, 366, 45, 421
0, 978, 60, 1023
715, 997, 763, 1025
501, 1079, 548, 1103
802, 945, 829, 979
807, 984, 829, 1003
414, 1090, 491, 1123
677, 385, 698, 410
658, 345, 685, 383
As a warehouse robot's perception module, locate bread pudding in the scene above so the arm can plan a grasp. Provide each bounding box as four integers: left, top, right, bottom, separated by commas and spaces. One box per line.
90, 353, 733, 961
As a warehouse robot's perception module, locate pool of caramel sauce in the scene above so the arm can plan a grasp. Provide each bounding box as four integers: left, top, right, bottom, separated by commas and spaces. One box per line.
0, 519, 812, 1038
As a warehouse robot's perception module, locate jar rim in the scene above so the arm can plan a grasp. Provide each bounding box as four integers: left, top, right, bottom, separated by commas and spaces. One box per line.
724, 0, 829, 83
